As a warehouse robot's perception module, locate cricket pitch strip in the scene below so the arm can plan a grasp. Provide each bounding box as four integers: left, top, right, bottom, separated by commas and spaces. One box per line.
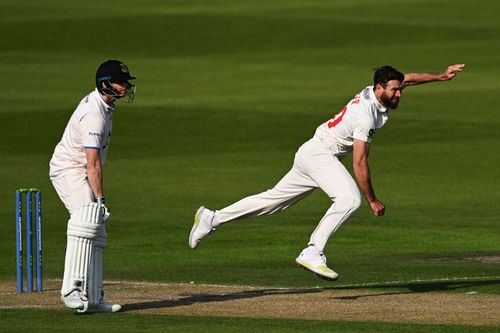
1, 279, 499, 327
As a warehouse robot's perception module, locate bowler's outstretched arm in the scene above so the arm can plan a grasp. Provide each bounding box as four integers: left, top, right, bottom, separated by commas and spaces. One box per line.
403, 64, 465, 87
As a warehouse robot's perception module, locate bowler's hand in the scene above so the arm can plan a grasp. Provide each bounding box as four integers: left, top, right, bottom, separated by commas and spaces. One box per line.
369, 199, 385, 216
439, 64, 465, 81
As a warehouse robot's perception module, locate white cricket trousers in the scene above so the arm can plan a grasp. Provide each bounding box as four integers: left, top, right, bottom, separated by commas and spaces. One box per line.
214, 137, 361, 251
51, 172, 95, 214
51, 172, 106, 298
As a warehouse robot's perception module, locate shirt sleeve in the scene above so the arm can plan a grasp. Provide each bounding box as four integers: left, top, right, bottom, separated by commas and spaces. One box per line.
80, 113, 105, 149
352, 115, 374, 143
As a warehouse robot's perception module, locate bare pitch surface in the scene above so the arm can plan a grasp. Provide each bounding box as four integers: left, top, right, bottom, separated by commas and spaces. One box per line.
1, 279, 499, 327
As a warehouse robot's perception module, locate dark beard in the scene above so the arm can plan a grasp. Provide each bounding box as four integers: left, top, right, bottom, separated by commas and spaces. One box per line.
380, 93, 399, 109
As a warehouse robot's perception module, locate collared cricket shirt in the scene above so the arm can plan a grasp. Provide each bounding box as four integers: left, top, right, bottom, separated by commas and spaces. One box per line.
313, 85, 389, 159
49, 89, 114, 179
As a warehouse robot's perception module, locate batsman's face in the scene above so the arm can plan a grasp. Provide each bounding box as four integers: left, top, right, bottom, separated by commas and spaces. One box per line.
111, 81, 132, 97
378, 80, 403, 109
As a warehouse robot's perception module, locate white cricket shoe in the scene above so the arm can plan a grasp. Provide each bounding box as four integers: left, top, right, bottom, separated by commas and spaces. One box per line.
61, 289, 86, 310
295, 245, 339, 281
77, 299, 121, 314
189, 206, 215, 249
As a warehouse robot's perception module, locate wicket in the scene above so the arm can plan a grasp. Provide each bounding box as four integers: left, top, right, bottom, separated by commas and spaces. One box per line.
16, 188, 42, 293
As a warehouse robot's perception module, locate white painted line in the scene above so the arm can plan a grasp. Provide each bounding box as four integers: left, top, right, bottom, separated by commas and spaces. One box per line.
333, 276, 500, 289
0, 305, 57, 309
43, 276, 500, 292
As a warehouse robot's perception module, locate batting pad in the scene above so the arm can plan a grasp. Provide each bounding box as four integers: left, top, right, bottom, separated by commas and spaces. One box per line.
61, 203, 103, 306
89, 225, 106, 305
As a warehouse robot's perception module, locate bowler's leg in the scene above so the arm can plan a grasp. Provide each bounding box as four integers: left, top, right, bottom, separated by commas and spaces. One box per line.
308, 157, 361, 251
189, 165, 316, 249
295, 145, 361, 280
214, 167, 316, 224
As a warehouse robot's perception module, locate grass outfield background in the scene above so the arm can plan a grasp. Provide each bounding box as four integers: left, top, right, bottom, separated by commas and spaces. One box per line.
1, 0, 499, 332
2, 310, 498, 333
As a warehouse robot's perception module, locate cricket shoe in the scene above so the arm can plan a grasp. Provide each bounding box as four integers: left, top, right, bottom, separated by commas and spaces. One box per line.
61, 289, 87, 310
77, 299, 121, 314
295, 245, 339, 281
189, 206, 216, 249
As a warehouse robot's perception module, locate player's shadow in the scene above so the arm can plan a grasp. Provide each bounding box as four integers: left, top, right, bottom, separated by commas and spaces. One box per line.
330, 278, 500, 300
120, 287, 321, 312
120, 278, 500, 311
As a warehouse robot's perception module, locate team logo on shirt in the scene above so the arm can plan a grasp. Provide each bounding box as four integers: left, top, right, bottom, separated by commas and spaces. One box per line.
363, 88, 370, 99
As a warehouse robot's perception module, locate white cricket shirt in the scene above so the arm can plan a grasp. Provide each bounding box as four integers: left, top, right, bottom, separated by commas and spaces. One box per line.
49, 89, 114, 179
313, 86, 389, 159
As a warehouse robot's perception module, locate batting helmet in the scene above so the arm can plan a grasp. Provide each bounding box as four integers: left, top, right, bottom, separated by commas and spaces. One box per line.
96, 60, 136, 103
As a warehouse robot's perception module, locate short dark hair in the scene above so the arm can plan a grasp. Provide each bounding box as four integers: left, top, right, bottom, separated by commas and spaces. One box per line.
373, 66, 404, 86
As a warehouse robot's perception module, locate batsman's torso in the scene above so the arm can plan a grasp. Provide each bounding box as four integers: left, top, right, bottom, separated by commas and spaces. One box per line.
49, 90, 113, 179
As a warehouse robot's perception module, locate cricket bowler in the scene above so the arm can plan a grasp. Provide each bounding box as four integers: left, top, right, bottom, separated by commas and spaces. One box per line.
189, 64, 465, 281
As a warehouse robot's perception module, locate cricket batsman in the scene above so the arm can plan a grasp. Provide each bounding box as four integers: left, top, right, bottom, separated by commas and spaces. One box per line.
49, 59, 136, 312
189, 64, 465, 281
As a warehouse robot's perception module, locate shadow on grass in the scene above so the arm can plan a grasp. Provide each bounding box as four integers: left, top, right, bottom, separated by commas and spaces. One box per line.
120, 288, 321, 312
331, 278, 500, 300
120, 278, 500, 311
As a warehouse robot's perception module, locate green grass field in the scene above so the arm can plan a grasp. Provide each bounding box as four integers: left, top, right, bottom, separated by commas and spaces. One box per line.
2, 309, 498, 333
1, 0, 499, 332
